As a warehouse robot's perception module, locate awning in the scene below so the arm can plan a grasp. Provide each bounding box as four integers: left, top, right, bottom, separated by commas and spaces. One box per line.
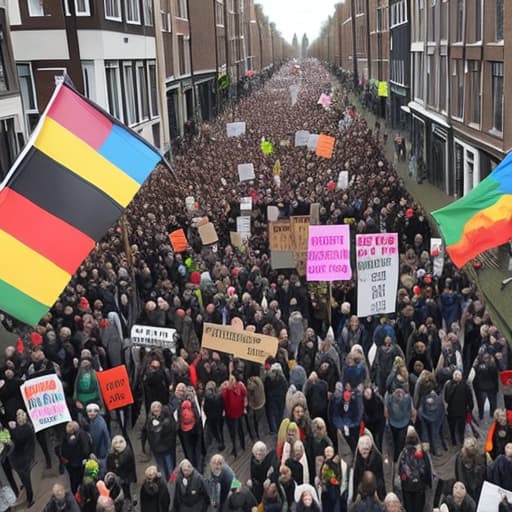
401, 105, 411, 114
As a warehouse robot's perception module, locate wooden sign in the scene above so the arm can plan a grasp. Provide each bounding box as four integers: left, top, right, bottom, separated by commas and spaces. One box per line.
268, 220, 292, 251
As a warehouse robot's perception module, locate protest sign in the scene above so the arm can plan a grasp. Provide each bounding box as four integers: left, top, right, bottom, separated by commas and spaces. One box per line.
130, 324, 177, 351
273, 160, 281, 176
226, 122, 246, 137
202, 323, 278, 365
356, 233, 399, 317
336, 171, 349, 190
295, 130, 310, 147
290, 84, 300, 106
270, 251, 295, 270
240, 197, 252, 215
310, 203, 320, 225
430, 237, 444, 277
269, 220, 292, 251
169, 229, 188, 253
290, 216, 310, 276
316, 134, 335, 159
267, 205, 279, 222
317, 93, 331, 107
307, 225, 352, 281
238, 163, 255, 182
185, 196, 196, 212
198, 222, 219, 245
477, 481, 512, 511
21, 374, 71, 432
236, 216, 251, 241
307, 134, 319, 151
96, 365, 134, 411
230, 231, 243, 249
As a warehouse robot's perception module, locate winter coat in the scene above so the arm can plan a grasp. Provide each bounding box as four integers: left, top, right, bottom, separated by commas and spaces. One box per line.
445, 380, 474, 417
487, 455, 512, 491
107, 446, 137, 484
373, 344, 404, 393
9, 422, 35, 472
289, 312, 307, 357
296, 340, 317, 375
204, 387, 225, 420
60, 429, 92, 468
43, 491, 80, 512
455, 450, 486, 502
328, 391, 363, 431
143, 367, 172, 409
140, 476, 170, 512
208, 464, 234, 510
86, 414, 110, 459
353, 448, 385, 501
304, 379, 329, 420
418, 391, 444, 425
222, 382, 247, 419
251, 449, 279, 503
142, 407, 176, 455
174, 469, 210, 512
440, 495, 476, 512
0, 378, 25, 422
386, 391, 412, 429
247, 376, 265, 410
290, 366, 307, 391
264, 370, 288, 408
473, 357, 499, 393
222, 488, 258, 512
397, 446, 432, 492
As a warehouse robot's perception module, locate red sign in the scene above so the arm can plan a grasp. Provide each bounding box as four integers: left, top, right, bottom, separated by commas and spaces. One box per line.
96, 365, 134, 411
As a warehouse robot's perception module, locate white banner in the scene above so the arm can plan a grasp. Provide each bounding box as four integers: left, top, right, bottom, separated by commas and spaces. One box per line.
295, 130, 310, 147
21, 375, 71, 432
477, 481, 512, 511
238, 163, 255, 182
356, 233, 399, 317
226, 122, 246, 137
307, 134, 319, 151
130, 325, 177, 350
337, 171, 349, 190
240, 196, 252, 214
430, 237, 444, 278
237, 216, 251, 241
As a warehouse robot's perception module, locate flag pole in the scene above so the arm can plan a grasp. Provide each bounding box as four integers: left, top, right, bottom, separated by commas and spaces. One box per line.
328, 281, 333, 326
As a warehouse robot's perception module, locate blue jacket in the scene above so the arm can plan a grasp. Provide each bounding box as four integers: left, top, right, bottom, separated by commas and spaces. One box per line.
88, 415, 110, 459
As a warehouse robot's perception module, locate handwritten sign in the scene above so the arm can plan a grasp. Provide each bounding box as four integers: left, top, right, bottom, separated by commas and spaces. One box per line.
198, 222, 219, 245
238, 163, 255, 182
21, 374, 71, 432
96, 365, 134, 411
307, 225, 352, 282
295, 130, 310, 147
202, 323, 278, 365
269, 221, 292, 251
130, 324, 177, 351
237, 216, 251, 241
290, 216, 310, 276
226, 122, 246, 137
356, 233, 398, 317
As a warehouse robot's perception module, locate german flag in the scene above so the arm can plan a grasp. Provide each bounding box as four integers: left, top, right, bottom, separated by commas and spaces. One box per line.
0, 81, 162, 326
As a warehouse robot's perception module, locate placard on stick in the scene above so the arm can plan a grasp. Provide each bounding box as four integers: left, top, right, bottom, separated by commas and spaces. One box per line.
169, 229, 188, 252
238, 163, 255, 182
316, 134, 336, 159
198, 222, 219, 245
97, 365, 134, 411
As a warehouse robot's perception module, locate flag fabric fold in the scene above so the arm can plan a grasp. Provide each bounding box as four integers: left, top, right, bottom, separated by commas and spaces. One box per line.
432, 151, 512, 268
0, 81, 162, 326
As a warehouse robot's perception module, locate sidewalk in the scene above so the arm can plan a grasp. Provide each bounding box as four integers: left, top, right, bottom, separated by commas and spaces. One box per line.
350, 94, 512, 343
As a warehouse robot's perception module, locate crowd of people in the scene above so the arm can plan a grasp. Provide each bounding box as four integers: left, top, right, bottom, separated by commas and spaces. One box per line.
0, 59, 511, 512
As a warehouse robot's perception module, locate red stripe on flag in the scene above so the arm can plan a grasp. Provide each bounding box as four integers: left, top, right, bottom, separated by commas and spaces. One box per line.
47, 84, 112, 150
0, 188, 95, 274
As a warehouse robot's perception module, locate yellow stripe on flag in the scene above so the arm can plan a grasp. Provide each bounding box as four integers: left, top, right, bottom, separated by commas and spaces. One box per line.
34, 117, 139, 207
0, 229, 71, 307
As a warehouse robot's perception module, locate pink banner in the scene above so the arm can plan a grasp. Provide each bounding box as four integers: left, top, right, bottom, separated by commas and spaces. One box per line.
307, 224, 352, 281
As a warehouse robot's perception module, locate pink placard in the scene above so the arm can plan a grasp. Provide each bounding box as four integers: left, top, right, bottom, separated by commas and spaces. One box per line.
306, 224, 352, 281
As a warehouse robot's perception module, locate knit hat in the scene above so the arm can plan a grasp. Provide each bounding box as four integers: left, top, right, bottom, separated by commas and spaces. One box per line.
78, 297, 90, 312
84, 459, 100, 479
180, 400, 196, 432
31, 332, 43, 346
190, 271, 201, 285
231, 479, 241, 490
86, 403, 100, 413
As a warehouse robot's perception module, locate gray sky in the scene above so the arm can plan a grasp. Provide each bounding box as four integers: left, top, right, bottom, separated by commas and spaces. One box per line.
255, 0, 338, 44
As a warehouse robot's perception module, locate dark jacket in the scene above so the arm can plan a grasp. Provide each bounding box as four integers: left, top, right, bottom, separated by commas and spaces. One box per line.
43, 491, 80, 512
173, 469, 210, 512
107, 446, 137, 484
140, 476, 170, 512
60, 429, 92, 468
0, 378, 25, 422
142, 406, 176, 455
455, 450, 486, 502
353, 448, 385, 501
9, 421, 35, 472
445, 380, 474, 417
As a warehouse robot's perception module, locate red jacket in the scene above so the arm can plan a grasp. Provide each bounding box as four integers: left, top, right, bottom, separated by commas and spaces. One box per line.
222, 382, 247, 419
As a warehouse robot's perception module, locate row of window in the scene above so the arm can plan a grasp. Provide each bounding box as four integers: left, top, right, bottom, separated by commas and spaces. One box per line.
413, 54, 503, 133
390, 0, 407, 28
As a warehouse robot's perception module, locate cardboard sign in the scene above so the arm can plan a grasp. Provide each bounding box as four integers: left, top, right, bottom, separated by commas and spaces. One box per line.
307, 224, 352, 281
169, 229, 188, 253
236, 216, 251, 241
307, 134, 319, 151
198, 222, 219, 245
21, 374, 71, 432
356, 233, 399, 317
316, 134, 335, 159
337, 171, 349, 190
96, 365, 134, 411
295, 130, 310, 147
226, 122, 246, 137
202, 323, 278, 365
230, 231, 243, 249
238, 163, 255, 182
130, 324, 177, 350
291, 216, 310, 276
267, 205, 279, 222
317, 93, 332, 107
310, 203, 320, 225
269, 220, 292, 251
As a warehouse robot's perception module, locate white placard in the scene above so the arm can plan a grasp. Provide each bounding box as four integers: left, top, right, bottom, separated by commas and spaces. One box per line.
307, 134, 319, 151
238, 163, 255, 182
430, 237, 444, 278
267, 206, 279, 222
337, 171, 349, 190
356, 233, 399, 317
477, 481, 512, 511
237, 216, 251, 241
290, 85, 300, 106
240, 196, 252, 214
226, 122, 246, 137
185, 196, 195, 212
295, 130, 310, 147
130, 324, 177, 351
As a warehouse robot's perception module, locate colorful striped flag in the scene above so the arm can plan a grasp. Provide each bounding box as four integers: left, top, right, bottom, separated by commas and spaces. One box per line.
0, 81, 162, 326
432, 151, 512, 268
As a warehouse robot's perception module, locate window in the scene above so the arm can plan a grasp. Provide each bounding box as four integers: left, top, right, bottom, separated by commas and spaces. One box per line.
491, 61, 503, 132
143, 0, 153, 25
440, 0, 448, 39
419, 0, 425, 38
105, 61, 122, 119
415, 53, 424, 100
123, 63, 136, 125
81, 61, 96, 101
215, 1, 224, 26
474, 0, 481, 41
390, 0, 407, 28
453, 59, 464, 118
428, 0, 436, 41
148, 62, 158, 118
470, 61, 480, 124
160, 10, 170, 31
27, 0, 44, 16
376, 7, 382, 31
136, 62, 149, 121
439, 55, 447, 111
496, 0, 503, 41
175, 0, 188, 19
427, 55, 437, 106
104, 0, 121, 20
456, 0, 463, 42
125, 0, 141, 23
17, 64, 36, 111
65, 0, 91, 15
178, 35, 186, 75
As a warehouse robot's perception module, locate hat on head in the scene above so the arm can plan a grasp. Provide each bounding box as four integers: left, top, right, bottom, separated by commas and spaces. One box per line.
406, 208, 414, 218
190, 271, 201, 285
231, 479, 242, 490
78, 297, 90, 311
86, 403, 100, 412
31, 332, 43, 346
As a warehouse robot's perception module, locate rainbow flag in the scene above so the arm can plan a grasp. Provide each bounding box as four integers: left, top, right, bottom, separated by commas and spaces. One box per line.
432, 151, 512, 268
0, 81, 162, 326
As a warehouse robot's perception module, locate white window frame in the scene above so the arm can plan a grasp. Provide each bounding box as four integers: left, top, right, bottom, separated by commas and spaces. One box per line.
17, 63, 38, 113
105, 61, 124, 120
104, 0, 122, 21
143, 0, 153, 26
215, 0, 224, 27
147, 61, 158, 119
81, 61, 96, 101
160, 10, 171, 31
123, 62, 137, 126
175, 0, 188, 19
65, 0, 91, 16
27, 0, 44, 16
136, 61, 149, 122
125, 0, 141, 24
